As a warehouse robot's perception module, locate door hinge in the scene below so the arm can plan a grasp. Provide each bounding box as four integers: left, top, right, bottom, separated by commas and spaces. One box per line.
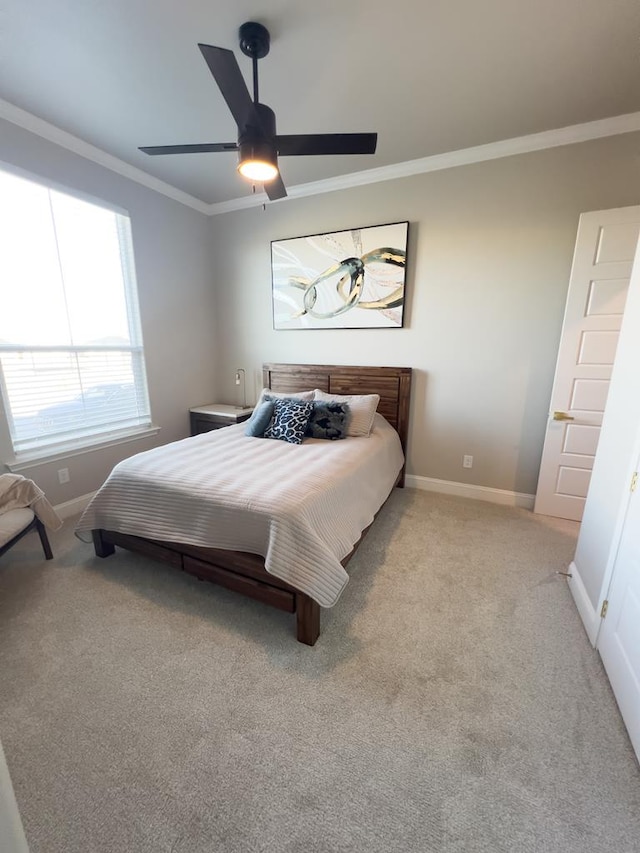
600, 599, 609, 619
631, 472, 638, 493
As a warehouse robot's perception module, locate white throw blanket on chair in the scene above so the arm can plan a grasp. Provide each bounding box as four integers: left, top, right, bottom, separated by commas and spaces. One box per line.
0, 474, 63, 530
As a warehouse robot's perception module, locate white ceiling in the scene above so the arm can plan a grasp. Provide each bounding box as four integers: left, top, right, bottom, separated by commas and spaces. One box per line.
2, 0, 639, 206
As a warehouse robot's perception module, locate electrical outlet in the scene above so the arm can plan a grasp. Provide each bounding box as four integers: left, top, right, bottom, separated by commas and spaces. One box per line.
57, 467, 70, 484
463, 455, 473, 469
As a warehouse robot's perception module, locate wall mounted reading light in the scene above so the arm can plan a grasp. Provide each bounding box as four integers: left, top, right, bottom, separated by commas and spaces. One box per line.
235, 368, 247, 408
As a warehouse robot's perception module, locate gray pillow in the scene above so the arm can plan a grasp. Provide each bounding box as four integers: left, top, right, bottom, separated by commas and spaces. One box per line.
244, 400, 275, 437
313, 389, 380, 437
305, 402, 351, 440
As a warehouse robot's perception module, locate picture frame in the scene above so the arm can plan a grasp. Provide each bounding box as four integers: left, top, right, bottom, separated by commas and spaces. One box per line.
271, 220, 409, 330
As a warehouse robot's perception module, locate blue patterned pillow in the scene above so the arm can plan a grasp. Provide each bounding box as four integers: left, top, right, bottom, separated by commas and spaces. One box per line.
244, 400, 275, 437
305, 401, 351, 440
264, 398, 313, 444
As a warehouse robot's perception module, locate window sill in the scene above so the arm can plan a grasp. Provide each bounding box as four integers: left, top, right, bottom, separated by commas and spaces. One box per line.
4, 424, 161, 472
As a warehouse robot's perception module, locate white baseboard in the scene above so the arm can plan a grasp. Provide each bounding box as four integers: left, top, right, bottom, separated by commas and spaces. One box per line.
566, 560, 601, 647
54, 491, 96, 521
405, 474, 535, 509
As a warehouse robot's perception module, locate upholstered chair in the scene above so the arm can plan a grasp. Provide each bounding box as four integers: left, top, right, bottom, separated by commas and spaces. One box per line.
0, 473, 61, 560
0, 508, 53, 560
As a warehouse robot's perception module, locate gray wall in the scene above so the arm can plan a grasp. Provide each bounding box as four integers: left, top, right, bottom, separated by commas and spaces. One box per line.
1, 122, 639, 508
210, 133, 640, 496
0, 119, 218, 505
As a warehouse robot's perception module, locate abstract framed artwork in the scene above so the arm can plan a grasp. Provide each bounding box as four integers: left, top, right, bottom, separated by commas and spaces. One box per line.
271, 220, 409, 330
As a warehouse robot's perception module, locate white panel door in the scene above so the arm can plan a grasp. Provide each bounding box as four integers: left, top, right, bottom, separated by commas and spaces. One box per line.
535, 207, 640, 521
597, 465, 640, 763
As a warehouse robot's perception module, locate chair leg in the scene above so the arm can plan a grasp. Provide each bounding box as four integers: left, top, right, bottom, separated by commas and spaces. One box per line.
35, 517, 53, 560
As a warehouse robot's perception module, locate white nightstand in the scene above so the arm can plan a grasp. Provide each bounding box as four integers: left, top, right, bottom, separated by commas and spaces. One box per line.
189, 403, 254, 435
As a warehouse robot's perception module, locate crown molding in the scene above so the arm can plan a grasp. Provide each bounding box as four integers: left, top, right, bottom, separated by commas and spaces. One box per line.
207, 111, 640, 215
0, 98, 210, 214
2, 97, 639, 219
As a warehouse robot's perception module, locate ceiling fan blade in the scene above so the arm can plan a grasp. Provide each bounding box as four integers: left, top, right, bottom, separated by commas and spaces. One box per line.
139, 143, 238, 156
276, 133, 377, 157
198, 43, 257, 130
265, 173, 287, 201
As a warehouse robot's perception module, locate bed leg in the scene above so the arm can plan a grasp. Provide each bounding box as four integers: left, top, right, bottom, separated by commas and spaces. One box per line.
92, 529, 115, 558
397, 465, 406, 488
296, 594, 320, 646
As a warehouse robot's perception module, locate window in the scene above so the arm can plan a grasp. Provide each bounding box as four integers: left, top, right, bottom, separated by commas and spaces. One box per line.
0, 167, 152, 460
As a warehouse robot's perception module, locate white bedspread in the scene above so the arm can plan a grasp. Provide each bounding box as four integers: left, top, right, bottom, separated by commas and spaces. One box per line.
75, 413, 404, 607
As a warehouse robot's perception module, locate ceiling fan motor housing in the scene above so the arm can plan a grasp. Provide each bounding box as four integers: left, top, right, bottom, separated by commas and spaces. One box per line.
238, 104, 278, 178
245, 103, 276, 139
239, 102, 278, 166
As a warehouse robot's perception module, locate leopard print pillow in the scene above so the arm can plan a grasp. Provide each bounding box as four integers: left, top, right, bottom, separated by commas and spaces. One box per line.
263, 398, 313, 444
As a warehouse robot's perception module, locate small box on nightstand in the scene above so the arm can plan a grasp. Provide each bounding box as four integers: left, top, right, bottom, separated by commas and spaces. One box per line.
189, 403, 253, 436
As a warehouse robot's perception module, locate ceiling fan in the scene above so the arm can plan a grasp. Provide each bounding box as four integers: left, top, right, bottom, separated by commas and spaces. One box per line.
139, 21, 377, 201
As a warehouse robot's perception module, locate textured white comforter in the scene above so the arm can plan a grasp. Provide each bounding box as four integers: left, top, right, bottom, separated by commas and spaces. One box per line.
75, 413, 404, 607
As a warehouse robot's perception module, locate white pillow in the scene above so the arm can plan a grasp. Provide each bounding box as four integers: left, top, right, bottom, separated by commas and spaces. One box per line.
256, 387, 315, 406
313, 389, 380, 437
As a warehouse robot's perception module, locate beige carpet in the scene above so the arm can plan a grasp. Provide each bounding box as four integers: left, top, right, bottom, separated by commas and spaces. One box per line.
0, 490, 639, 853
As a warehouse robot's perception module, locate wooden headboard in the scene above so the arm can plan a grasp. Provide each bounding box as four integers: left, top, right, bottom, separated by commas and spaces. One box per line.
262, 363, 412, 458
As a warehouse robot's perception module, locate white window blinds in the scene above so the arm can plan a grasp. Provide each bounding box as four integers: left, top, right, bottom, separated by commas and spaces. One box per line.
0, 168, 151, 455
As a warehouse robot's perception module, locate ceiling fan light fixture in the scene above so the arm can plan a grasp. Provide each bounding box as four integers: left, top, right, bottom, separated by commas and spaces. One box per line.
237, 139, 278, 182
238, 158, 279, 182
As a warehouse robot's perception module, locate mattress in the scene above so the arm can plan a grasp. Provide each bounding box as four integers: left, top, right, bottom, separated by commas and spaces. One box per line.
75, 413, 404, 606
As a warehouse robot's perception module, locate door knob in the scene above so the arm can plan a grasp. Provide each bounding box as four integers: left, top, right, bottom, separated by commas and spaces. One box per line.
553, 411, 574, 421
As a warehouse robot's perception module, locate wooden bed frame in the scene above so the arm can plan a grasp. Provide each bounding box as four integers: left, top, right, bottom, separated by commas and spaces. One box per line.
92, 363, 412, 645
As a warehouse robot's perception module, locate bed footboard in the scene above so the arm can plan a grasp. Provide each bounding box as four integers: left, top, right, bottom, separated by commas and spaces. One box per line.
91, 528, 322, 645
